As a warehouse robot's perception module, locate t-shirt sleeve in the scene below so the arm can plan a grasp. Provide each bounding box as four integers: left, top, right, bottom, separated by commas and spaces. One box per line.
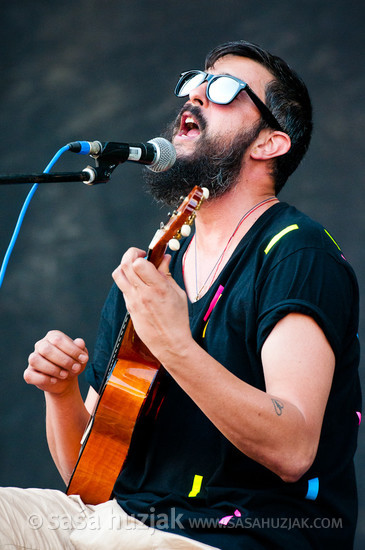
85, 283, 126, 392
255, 247, 358, 358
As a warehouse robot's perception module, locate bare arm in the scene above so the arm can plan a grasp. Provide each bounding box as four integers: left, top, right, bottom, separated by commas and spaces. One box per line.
155, 312, 334, 482
112, 248, 335, 482
24, 331, 99, 484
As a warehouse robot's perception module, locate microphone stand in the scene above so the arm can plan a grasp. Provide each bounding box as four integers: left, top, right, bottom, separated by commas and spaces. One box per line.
0, 172, 92, 185
0, 159, 121, 186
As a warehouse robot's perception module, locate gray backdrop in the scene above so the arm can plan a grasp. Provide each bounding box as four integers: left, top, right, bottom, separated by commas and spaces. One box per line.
0, 0, 364, 547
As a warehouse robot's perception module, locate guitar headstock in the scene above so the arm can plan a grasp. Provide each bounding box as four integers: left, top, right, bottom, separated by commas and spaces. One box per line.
147, 185, 208, 267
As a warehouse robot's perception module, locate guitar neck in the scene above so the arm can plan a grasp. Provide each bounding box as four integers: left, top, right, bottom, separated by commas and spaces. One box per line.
97, 243, 167, 395
97, 185, 205, 397
96, 310, 131, 396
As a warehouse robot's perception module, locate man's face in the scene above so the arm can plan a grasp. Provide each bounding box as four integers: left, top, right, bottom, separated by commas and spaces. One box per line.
143, 55, 273, 205
172, 55, 274, 157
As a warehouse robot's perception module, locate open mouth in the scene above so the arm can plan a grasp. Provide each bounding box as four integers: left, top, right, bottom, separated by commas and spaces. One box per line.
177, 112, 201, 138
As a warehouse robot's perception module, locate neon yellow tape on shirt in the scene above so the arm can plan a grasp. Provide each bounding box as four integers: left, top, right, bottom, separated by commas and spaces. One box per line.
324, 229, 341, 250
188, 474, 203, 497
264, 224, 299, 255
202, 319, 209, 338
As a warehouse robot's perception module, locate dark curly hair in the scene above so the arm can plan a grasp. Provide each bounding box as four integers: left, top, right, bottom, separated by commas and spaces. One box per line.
205, 41, 313, 194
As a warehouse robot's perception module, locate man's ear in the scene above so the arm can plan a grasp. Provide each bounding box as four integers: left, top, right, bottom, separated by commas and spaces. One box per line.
251, 130, 291, 160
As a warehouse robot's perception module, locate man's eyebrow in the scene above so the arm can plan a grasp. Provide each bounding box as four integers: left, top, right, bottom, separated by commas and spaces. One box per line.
211, 71, 248, 83
209, 71, 234, 77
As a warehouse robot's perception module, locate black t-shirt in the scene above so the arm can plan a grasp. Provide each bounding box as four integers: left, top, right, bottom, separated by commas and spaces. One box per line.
86, 202, 361, 549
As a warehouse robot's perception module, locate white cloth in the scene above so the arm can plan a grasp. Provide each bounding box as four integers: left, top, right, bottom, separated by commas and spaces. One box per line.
0, 487, 219, 549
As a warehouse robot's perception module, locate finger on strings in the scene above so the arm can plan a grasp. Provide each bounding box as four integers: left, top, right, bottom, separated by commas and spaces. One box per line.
157, 254, 172, 278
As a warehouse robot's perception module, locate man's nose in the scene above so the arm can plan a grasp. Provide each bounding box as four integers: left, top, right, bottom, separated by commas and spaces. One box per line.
188, 82, 210, 108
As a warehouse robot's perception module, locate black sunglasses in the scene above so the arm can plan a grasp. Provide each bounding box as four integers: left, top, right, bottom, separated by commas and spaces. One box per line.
174, 70, 284, 132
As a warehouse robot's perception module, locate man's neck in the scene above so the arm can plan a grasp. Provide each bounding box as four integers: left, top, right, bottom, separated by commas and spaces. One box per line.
195, 183, 277, 251
182, 180, 278, 302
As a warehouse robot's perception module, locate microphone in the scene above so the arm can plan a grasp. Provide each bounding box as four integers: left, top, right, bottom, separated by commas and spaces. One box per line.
68, 137, 176, 173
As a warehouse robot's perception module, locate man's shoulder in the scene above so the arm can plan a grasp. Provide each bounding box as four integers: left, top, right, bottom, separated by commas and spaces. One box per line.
261, 202, 342, 260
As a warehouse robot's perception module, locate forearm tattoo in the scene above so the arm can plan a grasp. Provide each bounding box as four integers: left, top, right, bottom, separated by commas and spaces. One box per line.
272, 398, 284, 416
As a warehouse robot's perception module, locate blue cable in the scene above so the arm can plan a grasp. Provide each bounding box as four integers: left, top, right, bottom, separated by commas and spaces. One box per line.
0, 143, 90, 289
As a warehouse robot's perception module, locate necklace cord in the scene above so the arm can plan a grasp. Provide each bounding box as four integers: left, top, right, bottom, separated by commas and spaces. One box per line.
183, 196, 277, 301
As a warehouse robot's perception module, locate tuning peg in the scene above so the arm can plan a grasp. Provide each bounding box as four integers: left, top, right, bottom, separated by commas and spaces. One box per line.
181, 224, 192, 237
168, 238, 181, 251
202, 187, 210, 199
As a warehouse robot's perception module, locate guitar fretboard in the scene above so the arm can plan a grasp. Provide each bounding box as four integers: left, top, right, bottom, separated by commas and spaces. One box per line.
98, 311, 131, 395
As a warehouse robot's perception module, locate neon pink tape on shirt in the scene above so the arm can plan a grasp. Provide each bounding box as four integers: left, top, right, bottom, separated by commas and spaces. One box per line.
219, 509, 241, 525
203, 285, 224, 322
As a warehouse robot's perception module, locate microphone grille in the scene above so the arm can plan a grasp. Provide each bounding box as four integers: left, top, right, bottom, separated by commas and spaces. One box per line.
147, 137, 176, 172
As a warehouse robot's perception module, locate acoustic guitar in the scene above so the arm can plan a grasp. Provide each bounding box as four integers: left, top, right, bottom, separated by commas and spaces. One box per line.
67, 185, 206, 505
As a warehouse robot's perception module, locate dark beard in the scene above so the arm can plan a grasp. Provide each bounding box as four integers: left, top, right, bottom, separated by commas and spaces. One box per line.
143, 108, 264, 206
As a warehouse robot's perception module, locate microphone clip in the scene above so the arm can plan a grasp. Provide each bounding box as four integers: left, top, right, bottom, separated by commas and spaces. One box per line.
82, 158, 120, 185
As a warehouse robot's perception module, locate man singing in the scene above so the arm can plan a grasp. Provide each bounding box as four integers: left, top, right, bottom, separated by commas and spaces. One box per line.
1, 40, 361, 549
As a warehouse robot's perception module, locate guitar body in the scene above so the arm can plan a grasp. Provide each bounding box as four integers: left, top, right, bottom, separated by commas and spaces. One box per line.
67, 185, 206, 505
67, 321, 160, 504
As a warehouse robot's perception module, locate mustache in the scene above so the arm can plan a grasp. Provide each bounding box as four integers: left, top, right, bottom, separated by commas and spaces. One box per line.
173, 103, 208, 135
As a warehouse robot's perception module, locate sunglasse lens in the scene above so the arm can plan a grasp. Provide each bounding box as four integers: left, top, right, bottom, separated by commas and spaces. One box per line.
178, 73, 205, 97
208, 76, 240, 104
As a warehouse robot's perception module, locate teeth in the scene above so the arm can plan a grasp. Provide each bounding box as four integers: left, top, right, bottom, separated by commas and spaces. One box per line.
185, 116, 195, 124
